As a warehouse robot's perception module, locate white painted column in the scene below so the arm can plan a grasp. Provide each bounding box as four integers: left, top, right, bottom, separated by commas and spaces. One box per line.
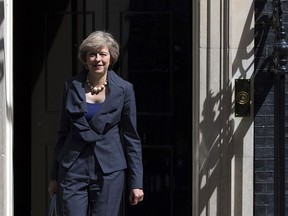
1, 0, 14, 215
192, 0, 254, 215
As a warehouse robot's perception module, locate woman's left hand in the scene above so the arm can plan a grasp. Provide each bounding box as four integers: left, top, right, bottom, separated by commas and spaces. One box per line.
129, 188, 144, 205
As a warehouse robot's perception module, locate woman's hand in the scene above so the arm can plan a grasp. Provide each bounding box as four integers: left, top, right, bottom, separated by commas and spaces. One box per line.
48, 180, 57, 197
129, 188, 144, 205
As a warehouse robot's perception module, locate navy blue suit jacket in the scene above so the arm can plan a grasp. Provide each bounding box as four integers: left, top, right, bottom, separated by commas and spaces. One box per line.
50, 70, 143, 189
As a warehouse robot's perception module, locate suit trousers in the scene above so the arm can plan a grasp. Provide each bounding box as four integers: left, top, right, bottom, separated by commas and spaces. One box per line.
57, 143, 125, 216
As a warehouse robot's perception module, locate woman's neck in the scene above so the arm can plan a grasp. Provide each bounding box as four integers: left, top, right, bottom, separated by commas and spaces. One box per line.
87, 72, 107, 86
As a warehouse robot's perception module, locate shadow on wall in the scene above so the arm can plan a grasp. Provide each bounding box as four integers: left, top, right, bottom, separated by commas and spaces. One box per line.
0, 1, 12, 125
198, 2, 257, 215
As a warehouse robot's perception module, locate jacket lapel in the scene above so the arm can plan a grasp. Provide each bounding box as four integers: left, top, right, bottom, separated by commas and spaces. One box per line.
65, 71, 102, 142
66, 76, 87, 114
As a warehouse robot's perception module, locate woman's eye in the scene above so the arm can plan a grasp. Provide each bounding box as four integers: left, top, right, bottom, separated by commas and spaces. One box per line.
89, 53, 97, 57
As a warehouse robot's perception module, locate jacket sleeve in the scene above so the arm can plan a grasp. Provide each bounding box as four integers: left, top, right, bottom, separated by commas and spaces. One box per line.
121, 83, 143, 189
50, 82, 71, 180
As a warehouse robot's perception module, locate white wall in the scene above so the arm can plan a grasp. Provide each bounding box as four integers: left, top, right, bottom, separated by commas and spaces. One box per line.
192, 0, 254, 215
1, 0, 14, 215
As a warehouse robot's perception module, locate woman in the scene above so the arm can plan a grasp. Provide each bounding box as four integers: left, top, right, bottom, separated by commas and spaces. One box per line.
48, 31, 144, 216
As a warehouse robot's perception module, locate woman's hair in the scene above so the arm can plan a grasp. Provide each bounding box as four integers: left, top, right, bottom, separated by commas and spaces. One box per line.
78, 31, 120, 67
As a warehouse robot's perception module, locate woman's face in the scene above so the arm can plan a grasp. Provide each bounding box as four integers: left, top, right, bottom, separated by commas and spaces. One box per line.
86, 46, 111, 75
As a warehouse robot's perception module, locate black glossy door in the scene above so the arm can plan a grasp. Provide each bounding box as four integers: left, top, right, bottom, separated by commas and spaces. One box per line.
118, 1, 192, 215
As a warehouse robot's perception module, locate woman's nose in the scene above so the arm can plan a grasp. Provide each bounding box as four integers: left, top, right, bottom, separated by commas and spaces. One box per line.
95, 54, 101, 61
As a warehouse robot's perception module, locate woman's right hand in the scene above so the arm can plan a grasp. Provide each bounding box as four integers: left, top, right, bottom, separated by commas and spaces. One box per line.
48, 180, 57, 197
